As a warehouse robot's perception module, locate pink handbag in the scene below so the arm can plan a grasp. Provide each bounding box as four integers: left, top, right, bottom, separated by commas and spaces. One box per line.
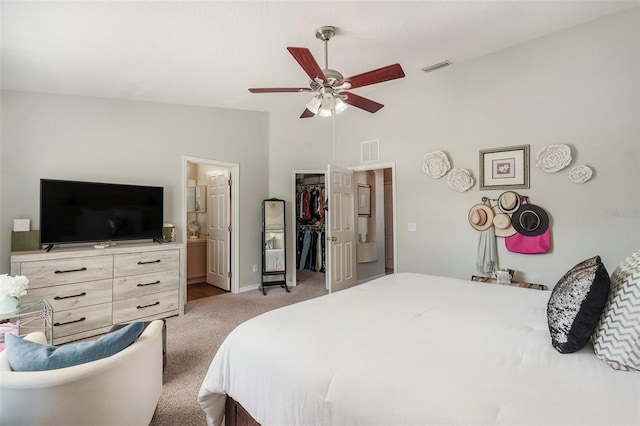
505, 227, 551, 254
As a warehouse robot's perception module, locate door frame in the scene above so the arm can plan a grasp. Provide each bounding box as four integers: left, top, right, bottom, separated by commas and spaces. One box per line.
350, 161, 398, 274
182, 155, 240, 294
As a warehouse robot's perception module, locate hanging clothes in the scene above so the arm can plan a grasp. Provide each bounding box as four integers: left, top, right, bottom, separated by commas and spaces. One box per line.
296, 229, 304, 268
319, 230, 326, 273
295, 181, 327, 273
307, 230, 318, 271
298, 229, 312, 270
476, 201, 498, 275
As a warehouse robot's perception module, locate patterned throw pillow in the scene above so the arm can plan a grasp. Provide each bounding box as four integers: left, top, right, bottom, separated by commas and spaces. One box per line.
547, 256, 610, 354
592, 249, 640, 371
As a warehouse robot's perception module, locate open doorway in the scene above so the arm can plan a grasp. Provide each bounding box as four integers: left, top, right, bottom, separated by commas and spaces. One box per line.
182, 156, 240, 302
291, 171, 327, 292
352, 165, 395, 284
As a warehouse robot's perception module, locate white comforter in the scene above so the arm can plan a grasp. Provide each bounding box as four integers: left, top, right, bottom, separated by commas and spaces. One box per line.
198, 273, 640, 426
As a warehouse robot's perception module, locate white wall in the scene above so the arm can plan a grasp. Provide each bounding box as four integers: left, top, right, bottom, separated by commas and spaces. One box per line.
0, 92, 270, 289
269, 9, 640, 288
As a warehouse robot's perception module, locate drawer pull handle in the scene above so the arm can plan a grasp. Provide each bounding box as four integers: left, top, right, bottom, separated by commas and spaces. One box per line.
137, 280, 161, 287
54, 292, 87, 300
54, 267, 87, 274
137, 301, 160, 309
137, 260, 161, 265
54, 317, 86, 327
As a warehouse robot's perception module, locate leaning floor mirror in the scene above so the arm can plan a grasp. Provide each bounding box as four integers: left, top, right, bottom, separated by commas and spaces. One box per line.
261, 198, 289, 295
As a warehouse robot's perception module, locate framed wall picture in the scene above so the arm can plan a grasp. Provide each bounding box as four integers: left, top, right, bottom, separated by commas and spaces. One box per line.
357, 184, 371, 217
479, 145, 530, 190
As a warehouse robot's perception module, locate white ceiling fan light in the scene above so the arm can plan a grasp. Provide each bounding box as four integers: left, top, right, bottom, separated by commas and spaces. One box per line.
333, 97, 348, 114
307, 92, 348, 117
306, 96, 322, 114
321, 92, 336, 110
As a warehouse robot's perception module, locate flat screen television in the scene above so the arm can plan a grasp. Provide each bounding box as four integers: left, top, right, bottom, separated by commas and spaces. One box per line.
40, 179, 164, 246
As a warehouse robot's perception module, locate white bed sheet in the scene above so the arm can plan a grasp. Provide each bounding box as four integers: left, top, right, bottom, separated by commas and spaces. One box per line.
264, 248, 284, 272
198, 273, 640, 426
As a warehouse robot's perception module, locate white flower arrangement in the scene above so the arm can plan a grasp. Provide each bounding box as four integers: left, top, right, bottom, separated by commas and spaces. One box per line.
0, 274, 29, 298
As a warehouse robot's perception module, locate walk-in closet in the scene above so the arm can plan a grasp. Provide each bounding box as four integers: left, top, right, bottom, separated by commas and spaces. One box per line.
295, 174, 326, 281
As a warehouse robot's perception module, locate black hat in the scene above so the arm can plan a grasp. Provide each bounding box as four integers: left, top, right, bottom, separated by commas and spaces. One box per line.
511, 204, 549, 236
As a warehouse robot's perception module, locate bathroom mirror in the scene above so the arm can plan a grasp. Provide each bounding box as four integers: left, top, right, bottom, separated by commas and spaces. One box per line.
187, 185, 207, 213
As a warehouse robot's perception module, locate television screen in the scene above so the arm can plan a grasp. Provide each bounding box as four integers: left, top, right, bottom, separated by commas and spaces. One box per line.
40, 179, 164, 245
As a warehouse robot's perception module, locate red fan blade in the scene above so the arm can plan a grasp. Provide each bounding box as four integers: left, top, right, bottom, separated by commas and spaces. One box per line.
249, 87, 311, 93
342, 63, 405, 90
341, 91, 384, 113
300, 108, 315, 119
287, 47, 327, 82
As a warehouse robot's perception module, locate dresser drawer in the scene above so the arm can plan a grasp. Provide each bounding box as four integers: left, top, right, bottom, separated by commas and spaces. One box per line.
22, 279, 112, 311
113, 290, 179, 324
113, 270, 179, 301
113, 250, 180, 277
19, 256, 113, 288
52, 303, 112, 339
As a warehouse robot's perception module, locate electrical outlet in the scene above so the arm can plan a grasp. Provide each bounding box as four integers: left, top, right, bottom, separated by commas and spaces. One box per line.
408, 223, 417, 232
252, 264, 258, 272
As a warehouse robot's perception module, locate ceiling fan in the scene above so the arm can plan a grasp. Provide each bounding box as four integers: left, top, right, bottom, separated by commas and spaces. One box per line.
249, 26, 405, 119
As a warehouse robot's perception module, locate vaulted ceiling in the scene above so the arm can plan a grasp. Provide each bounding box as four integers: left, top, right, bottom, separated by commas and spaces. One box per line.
1, 1, 636, 114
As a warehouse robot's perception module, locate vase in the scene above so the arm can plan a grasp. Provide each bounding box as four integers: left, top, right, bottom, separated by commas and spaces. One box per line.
0, 295, 20, 315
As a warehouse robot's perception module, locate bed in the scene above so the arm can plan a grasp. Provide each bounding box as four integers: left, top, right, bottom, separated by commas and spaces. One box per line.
198, 272, 640, 426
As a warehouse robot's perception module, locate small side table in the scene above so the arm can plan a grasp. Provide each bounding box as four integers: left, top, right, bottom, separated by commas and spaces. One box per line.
0, 299, 53, 350
471, 275, 548, 291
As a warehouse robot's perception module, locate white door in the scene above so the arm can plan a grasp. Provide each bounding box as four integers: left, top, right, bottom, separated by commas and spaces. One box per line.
326, 164, 356, 293
207, 170, 231, 290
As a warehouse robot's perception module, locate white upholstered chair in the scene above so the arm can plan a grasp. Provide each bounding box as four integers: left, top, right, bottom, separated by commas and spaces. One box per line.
0, 320, 164, 426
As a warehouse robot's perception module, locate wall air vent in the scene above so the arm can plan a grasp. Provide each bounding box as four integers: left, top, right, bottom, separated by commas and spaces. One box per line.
361, 139, 379, 163
421, 60, 451, 73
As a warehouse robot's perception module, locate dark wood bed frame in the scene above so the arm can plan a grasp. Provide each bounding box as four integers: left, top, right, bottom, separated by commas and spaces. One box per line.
225, 396, 261, 426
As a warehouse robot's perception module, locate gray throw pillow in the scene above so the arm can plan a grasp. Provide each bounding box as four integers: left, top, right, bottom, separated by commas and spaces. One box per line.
592, 249, 640, 371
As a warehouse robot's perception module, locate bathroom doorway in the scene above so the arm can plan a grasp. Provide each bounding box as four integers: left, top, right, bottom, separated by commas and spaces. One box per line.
352, 164, 396, 284
182, 156, 240, 298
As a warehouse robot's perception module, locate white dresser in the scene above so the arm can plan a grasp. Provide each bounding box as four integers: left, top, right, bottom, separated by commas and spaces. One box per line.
11, 243, 185, 345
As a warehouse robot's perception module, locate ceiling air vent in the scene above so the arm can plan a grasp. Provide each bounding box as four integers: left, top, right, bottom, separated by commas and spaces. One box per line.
421, 60, 451, 73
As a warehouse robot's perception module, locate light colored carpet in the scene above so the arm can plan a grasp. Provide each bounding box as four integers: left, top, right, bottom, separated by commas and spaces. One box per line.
150, 271, 327, 426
